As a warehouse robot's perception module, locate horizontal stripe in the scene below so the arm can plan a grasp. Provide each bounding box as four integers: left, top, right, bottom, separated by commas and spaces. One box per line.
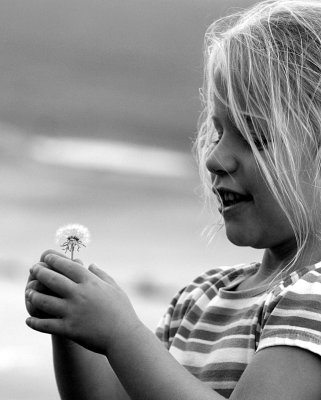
173, 337, 256, 354
198, 306, 262, 325
258, 337, 321, 356
187, 365, 244, 382
261, 324, 321, 340
173, 324, 258, 344
270, 306, 321, 323
263, 315, 321, 332
276, 297, 321, 313
170, 346, 254, 367
175, 334, 255, 348
155, 263, 321, 396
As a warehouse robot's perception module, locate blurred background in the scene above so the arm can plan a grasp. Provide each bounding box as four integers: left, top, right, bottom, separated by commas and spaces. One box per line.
0, 0, 262, 398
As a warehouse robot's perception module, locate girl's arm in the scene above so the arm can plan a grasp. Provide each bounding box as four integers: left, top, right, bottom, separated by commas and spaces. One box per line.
99, 319, 321, 400
230, 345, 321, 400
25, 251, 129, 400
25, 254, 321, 400
52, 336, 129, 400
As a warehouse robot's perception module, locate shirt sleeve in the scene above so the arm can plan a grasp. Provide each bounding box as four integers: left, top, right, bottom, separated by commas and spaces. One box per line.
155, 286, 187, 350
155, 266, 234, 349
257, 272, 321, 358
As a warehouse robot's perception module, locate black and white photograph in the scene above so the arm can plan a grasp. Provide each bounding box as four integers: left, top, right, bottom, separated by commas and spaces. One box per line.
2, 0, 321, 399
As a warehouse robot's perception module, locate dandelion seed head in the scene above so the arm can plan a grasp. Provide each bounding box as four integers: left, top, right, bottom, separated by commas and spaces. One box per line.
55, 223, 90, 246
55, 224, 90, 259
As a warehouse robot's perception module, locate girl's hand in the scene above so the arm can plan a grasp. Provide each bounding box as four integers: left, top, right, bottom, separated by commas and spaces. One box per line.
25, 263, 53, 319
25, 250, 82, 319
25, 253, 142, 355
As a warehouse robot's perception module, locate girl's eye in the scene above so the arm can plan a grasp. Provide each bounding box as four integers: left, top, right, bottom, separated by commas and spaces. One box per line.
208, 116, 269, 151
244, 116, 269, 151
213, 136, 221, 145
249, 135, 269, 151
213, 132, 223, 145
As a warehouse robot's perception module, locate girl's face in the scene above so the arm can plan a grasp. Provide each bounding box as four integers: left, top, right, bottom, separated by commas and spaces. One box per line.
206, 89, 297, 251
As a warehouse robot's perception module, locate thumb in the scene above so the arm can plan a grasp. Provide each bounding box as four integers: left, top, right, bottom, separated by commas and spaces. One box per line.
88, 264, 115, 284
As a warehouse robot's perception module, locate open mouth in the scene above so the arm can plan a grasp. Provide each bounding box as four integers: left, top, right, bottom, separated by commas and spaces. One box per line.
217, 189, 253, 209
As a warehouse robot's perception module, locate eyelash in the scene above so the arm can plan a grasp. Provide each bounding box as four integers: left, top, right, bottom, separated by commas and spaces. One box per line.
212, 128, 268, 151
251, 136, 268, 150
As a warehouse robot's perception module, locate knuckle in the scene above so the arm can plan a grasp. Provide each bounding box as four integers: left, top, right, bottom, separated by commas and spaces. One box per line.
46, 273, 56, 286
40, 249, 56, 263
40, 297, 49, 310
39, 261, 50, 269
26, 280, 36, 290
63, 318, 73, 337
31, 264, 41, 277
35, 281, 46, 293
42, 320, 50, 331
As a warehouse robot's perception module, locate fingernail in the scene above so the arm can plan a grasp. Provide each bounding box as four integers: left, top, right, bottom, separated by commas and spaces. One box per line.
44, 254, 53, 264
25, 289, 33, 299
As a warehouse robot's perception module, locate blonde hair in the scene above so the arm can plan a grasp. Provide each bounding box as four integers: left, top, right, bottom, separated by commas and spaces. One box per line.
194, 0, 321, 275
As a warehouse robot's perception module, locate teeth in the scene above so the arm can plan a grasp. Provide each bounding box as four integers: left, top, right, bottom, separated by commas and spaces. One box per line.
221, 191, 244, 205
227, 193, 235, 201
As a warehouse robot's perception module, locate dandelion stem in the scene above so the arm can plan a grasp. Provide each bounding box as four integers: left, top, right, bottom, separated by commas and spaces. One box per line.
71, 245, 74, 261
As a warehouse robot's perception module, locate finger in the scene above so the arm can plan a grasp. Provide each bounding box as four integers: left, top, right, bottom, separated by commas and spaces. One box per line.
73, 258, 84, 265
25, 279, 54, 318
25, 316, 65, 336
40, 249, 84, 266
40, 249, 67, 263
28, 262, 48, 283
26, 279, 48, 294
25, 297, 52, 319
88, 264, 116, 284
31, 263, 76, 297
26, 290, 66, 317
43, 254, 87, 283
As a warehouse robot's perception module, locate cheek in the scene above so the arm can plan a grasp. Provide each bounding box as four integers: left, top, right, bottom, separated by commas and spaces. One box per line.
255, 195, 294, 237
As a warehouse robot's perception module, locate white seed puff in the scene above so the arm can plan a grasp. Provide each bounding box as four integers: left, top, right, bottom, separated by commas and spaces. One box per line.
55, 223, 90, 259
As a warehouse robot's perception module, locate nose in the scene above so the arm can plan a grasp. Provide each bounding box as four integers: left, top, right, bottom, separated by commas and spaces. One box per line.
205, 142, 238, 176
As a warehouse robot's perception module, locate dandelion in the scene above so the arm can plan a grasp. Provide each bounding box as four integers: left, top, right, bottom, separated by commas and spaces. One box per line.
55, 224, 90, 260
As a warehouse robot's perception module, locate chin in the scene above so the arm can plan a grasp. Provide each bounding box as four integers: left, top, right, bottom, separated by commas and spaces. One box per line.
225, 228, 265, 248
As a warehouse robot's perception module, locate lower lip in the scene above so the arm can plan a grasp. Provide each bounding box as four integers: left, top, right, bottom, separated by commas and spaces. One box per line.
219, 200, 252, 215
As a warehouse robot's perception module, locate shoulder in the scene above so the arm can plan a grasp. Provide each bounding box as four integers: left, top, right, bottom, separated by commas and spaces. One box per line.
184, 262, 256, 294
156, 262, 257, 345
265, 264, 321, 306
259, 264, 321, 356
231, 344, 321, 400
231, 265, 321, 400
169, 262, 256, 310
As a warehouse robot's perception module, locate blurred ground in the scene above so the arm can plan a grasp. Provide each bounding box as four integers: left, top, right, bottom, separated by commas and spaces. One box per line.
0, 1, 259, 399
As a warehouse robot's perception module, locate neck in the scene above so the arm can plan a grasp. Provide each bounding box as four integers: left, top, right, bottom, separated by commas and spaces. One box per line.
257, 235, 321, 284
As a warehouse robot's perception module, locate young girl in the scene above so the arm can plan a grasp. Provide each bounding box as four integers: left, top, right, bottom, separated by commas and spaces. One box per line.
25, 1, 321, 399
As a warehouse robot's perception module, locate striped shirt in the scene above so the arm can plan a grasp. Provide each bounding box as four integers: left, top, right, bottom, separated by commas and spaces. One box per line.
155, 262, 321, 398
